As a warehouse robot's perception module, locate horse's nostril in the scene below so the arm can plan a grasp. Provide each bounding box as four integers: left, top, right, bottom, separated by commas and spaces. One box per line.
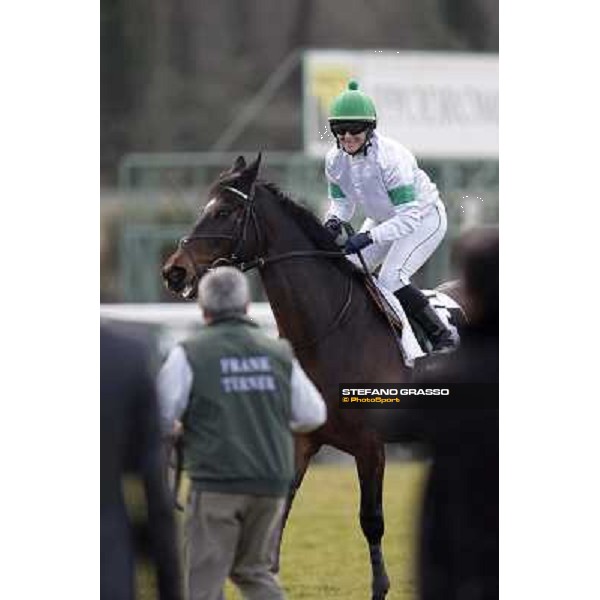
169, 267, 185, 282
163, 266, 187, 289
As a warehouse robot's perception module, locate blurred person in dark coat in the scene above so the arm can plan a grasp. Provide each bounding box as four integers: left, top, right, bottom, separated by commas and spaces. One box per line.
412, 226, 499, 600
101, 324, 182, 600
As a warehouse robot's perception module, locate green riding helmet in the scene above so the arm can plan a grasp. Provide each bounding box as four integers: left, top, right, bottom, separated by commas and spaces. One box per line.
328, 80, 377, 124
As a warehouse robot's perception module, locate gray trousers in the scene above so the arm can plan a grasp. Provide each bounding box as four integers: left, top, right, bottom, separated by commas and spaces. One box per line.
184, 489, 286, 600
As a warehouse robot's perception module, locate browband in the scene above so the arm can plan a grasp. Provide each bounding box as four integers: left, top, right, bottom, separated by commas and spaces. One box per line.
222, 185, 249, 201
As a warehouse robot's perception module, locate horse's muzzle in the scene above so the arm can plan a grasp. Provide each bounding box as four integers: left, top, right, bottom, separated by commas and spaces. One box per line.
162, 265, 188, 293
162, 264, 211, 299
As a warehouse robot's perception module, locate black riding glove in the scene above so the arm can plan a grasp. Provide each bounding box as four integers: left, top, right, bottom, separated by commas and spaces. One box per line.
323, 216, 343, 238
344, 231, 373, 254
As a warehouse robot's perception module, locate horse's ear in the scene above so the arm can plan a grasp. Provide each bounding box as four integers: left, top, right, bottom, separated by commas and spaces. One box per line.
232, 155, 247, 172
219, 155, 247, 179
237, 152, 262, 191
246, 152, 262, 179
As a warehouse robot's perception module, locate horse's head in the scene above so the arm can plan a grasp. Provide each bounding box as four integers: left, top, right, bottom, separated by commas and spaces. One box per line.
162, 153, 263, 299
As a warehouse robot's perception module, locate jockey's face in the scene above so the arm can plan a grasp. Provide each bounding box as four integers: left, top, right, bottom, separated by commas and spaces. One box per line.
337, 130, 367, 155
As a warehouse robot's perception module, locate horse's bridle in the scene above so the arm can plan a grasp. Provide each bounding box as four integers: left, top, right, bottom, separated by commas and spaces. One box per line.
178, 182, 347, 274
175, 182, 355, 348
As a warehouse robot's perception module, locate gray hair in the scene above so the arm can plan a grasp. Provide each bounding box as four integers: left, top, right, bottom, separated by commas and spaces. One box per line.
197, 267, 250, 318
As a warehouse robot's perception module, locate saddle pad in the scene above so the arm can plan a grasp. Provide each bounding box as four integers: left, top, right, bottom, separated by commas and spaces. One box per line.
422, 289, 464, 347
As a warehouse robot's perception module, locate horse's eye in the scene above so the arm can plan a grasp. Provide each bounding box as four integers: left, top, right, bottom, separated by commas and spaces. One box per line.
216, 209, 231, 219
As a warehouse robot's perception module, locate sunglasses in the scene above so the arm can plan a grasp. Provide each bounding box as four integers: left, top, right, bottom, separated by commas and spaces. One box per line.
331, 123, 369, 136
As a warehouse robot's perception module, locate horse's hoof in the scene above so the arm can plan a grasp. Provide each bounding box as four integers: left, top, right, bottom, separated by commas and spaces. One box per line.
371, 574, 390, 600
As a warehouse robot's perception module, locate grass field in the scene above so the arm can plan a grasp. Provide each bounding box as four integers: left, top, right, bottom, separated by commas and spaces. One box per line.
138, 460, 429, 599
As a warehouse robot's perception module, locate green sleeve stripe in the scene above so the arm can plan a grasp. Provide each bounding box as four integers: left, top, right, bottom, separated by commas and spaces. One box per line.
388, 185, 415, 205
329, 182, 346, 199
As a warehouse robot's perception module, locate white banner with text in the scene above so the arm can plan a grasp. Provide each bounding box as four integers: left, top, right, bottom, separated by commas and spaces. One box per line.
303, 50, 498, 159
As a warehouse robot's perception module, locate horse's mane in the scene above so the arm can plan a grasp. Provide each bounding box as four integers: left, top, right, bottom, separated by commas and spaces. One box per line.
259, 181, 337, 250
258, 180, 363, 279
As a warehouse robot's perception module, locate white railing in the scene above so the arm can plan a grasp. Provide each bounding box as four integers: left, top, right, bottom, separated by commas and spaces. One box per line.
100, 302, 278, 353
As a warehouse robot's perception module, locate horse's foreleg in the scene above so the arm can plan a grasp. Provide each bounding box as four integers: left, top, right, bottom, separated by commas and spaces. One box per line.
355, 438, 390, 600
270, 434, 320, 574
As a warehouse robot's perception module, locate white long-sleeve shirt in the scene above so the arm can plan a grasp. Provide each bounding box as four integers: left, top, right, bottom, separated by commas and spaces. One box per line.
324, 131, 442, 244
157, 345, 327, 434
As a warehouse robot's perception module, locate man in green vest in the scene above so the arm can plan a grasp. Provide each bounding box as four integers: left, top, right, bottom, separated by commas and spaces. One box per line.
158, 266, 327, 600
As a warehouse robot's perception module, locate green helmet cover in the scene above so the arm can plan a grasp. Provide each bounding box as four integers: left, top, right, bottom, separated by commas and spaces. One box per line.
328, 80, 377, 122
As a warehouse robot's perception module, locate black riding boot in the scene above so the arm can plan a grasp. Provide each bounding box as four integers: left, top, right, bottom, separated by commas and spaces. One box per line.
394, 284, 455, 353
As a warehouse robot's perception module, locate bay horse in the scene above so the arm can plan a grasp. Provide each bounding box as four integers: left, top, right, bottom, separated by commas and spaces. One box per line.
162, 153, 460, 599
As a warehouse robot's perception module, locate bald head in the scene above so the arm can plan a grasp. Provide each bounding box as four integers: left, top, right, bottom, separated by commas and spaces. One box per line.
197, 267, 250, 321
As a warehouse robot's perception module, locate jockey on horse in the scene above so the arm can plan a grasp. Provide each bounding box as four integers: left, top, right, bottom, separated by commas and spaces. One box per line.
323, 79, 455, 353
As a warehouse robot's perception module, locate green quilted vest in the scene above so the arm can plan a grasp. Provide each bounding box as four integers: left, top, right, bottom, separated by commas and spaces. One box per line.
181, 315, 294, 497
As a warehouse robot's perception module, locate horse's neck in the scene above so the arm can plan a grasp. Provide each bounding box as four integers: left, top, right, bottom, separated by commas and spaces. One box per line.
255, 203, 380, 345
259, 249, 348, 344
253, 198, 348, 342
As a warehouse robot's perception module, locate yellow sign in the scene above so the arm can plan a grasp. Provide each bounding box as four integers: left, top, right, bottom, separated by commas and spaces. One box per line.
309, 65, 351, 117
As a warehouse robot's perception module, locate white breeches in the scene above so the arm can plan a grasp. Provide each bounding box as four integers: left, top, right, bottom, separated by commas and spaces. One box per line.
347, 202, 447, 291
